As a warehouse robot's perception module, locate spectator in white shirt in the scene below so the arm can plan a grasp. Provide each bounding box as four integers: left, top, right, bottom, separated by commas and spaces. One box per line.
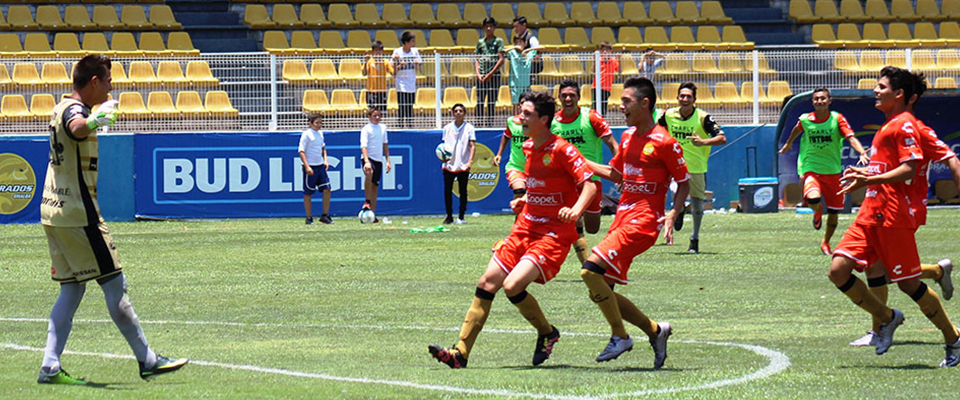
392, 31, 421, 129
441, 104, 476, 224
298, 114, 331, 225
360, 108, 391, 218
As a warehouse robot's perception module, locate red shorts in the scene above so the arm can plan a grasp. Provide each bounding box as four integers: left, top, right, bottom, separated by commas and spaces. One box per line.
591, 212, 662, 285
833, 222, 921, 282
580, 180, 603, 214
803, 172, 843, 211
493, 230, 571, 284
506, 169, 526, 186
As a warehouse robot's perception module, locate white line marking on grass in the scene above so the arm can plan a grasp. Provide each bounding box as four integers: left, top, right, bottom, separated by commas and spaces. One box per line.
0, 317, 790, 398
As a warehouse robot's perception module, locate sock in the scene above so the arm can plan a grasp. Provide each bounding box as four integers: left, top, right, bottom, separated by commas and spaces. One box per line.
837, 275, 892, 323
100, 273, 156, 368
614, 292, 658, 339
508, 291, 552, 335
867, 276, 888, 332
456, 288, 494, 359
913, 283, 960, 344
920, 263, 943, 281
581, 265, 628, 338
41, 282, 86, 371
573, 232, 589, 264
691, 198, 703, 240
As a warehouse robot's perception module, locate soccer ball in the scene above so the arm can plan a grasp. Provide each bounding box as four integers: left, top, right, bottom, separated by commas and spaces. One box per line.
358, 209, 376, 224
435, 142, 452, 162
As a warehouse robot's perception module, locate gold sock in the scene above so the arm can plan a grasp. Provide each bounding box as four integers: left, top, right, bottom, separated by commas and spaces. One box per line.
582, 269, 628, 338
868, 283, 888, 332
574, 235, 589, 264
614, 292, 658, 339
840, 277, 892, 323
509, 291, 552, 335
920, 263, 943, 281
456, 295, 493, 359
915, 287, 960, 344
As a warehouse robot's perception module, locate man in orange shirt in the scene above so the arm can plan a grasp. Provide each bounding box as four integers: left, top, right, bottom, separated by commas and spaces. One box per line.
362, 41, 394, 112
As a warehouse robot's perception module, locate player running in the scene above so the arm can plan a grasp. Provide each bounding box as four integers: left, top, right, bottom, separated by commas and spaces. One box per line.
579, 76, 689, 368
831, 66, 960, 367
428, 92, 597, 369
778, 87, 868, 254
493, 93, 531, 207
551, 80, 618, 263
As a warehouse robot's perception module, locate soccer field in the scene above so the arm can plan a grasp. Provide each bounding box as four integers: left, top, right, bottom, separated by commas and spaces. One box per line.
2, 210, 959, 399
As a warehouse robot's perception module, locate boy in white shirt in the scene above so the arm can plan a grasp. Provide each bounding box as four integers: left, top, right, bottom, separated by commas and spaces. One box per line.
441, 104, 476, 224
298, 114, 332, 225
360, 108, 391, 219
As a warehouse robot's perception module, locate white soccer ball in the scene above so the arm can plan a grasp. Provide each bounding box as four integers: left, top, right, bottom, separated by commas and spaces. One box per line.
436, 142, 452, 162
358, 209, 376, 224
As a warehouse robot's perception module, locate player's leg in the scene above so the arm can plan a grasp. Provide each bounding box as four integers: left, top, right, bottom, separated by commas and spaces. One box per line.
503, 258, 560, 365
688, 174, 706, 253
849, 263, 888, 347
367, 160, 382, 213
919, 259, 953, 301
822, 211, 839, 254
443, 169, 455, 223
457, 170, 469, 221
830, 255, 902, 354
583, 181, 602, 234
98, 273, 157, 369
573, 219, 589, 264
803, 174, 824, 230
321, 189, 331, 223
39, 281, 86, 384
303, 168, 315, 224
317, 169, 332, 224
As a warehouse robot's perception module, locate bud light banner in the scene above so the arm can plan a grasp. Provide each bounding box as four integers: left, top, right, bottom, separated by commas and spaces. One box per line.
134, 130, 516, 219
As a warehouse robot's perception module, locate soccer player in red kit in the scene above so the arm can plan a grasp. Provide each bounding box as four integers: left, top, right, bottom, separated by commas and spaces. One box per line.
428, 91, 598, 369
579, 76, 690, 368
831, 66, 960, 367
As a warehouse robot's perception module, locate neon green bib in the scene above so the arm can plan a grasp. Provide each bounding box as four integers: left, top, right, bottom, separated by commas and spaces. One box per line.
505, 116, 527, 172
551, 107, 602, 181
664, 107, 710, 173
798, 111, 844, 175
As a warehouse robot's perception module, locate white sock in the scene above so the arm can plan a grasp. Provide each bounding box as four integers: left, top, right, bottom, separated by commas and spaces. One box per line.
41, 282, 86, 372
101, 273, 157, 368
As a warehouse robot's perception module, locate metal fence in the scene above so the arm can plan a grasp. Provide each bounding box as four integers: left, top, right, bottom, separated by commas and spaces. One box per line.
2, 48, 958, 135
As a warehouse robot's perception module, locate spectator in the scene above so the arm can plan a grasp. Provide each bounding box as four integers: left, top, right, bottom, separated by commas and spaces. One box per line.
360, 107, 391, 219
298, 114, 332, 225
363, 41, 394, 112
512, 16, 543, 78
639, 48, 664, 81
505, 35, 537, 114
591, 41, 620, 112
392, 31, 421, 128
441, 104, 476, 224
475, 17, 505, 127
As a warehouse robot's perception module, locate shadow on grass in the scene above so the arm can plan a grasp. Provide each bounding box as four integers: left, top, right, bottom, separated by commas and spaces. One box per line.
847, 364, 939, 370
498, 364, 686, 373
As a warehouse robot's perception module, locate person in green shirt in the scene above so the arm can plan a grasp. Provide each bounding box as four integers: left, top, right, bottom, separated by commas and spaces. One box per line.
505, 36, 538, 114
494, 92, 533, 207
474, 17, 504, 126
779, 87, 868, 255
658, 82, 726, 253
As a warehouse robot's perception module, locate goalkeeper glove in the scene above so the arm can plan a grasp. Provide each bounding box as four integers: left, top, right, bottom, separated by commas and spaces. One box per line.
86, 100, 119, 131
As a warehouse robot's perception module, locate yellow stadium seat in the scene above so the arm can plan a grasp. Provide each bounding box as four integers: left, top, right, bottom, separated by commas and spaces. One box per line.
834, 50, 859, 71
916, 0, 945, 22
864, 0, 894, 23
283, 59, 313, 85
539, 55, 562, 78
272, 4, 304, 29
722, 26, 754, 50
939, 22, 960, 46
205, 91, 238, 117
8, 6, 39, 30
346, 30, 372, 54
718, 52, 746, 73
387, 88, 399, 112
616, 27, 644, 51
128, 61, 158, 84
441, 86, 470, 110
64, 6, 95, 30
890, 0, 920, 22
288, 31, 317, 56
938, 49, 960, 70
175, 91, 208, 118
660, 83, 681, 108
516, 3, 545, 27
0, 65, 11, 89
935, 77, 958, 89
118, 92, 151, 118
537, 28, 570, 51
756, 53, 776, 74
318, 31, 349, 55
2, 95, 32, 121
697, 26, 724, 51
455, 29, 480, 53
436, 4, 465, 28
675, 1, 702, 25
338, 59, 364, 85
649, 2, 677, 25
886, 50, 907, 68
24, 33, 57, 58
81, 33, 111, 57
0, 33, 23, 57
426, 29, 456, 54
309, 59, 338, 85
167, 32, 199, 56
564, 27, 592, 51
147, 91, 180, 117
943, 0, 960, 20
410, 4, 439, 28
374, 30, 400, 51
596, 2, 625, 26
156, 61, 185, 84
862, 23, 889, 45
328, 89, 363, 115
857, 50, 884, 72
300, 4, 331, 29
490, 4, 515, 28
121, 5, 153, 30
139, 32, 171, 57
37, 5, 67, 30
570, 3, 597, 26
836, 23, 864, 48
409, 30, 428, 52
150, 5, 182, 30
354, 4, 384, 28
813, 0, 841, 23
702, 2, 734, 25
643, 26, 672, 51
608, 83, 623, 110
494, 85, 512, 112
42, 62, 71, 87
91, 6, 122, 30
912, 49, 938, 70
886, 23, 921, 47
739, 82, 770, 106
543, 3, 571, 26
380, 4, 411, 29
110, 62, 129, 87
558, 56, 586, 78
857, 78, 877, 89
839, 0, 870, 23
448, 57, 474, 82
111, 32, 144, 57
302, 89, 329, 114
53, 33, 85, 57
618, 54, 638, 75
693, 83, 720, 107
419, 57, 448, 85
244, 5, 275, 29
185, 60, 217, 86
326, 3, 356, 29
578, 84, 593, 107
715, 82, 748, 107
463, 4, 489, 23
789, 0, 818, 23
358, 89, 369, 109
670, 26, 701, 51
660, 53, 691, 75
31, 94, 56, 120
591, 26, 617, 49
812, 24, 841, 47
914, 23, 945, 47
692, 53, 720, 74
414, 87, 437, 115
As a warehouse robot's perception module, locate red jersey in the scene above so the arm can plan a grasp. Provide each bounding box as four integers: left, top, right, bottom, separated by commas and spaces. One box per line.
516, 135, 594, 236
610, 125, 690, 222
592, 56, 621, 91
856, 111, 924, 229
910, 119, 956, 226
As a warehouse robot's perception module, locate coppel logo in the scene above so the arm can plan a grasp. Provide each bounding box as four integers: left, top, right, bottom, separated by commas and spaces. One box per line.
754, 186, 774, 208
154, 145, 411, 204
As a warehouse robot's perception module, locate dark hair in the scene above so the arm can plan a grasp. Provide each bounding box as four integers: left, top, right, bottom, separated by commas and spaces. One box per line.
914, 75, 928, 102
624, 76, 657, 112
307, 113, 322, 123
880, 66, 923, 106
367, 106, 381, 116
452, 103, 466, 112
482, 17, 497, 27
600, 41, 612, 50
523, 91, 556, 124
372, 40, 384, 51
513, 16, 527, 25
517, 91, 533, 104
73, 54, 111, 90
558, 79, 579, 93
812, 87, 831, 97
678, 82, 697, 98
401, 31, 415, 45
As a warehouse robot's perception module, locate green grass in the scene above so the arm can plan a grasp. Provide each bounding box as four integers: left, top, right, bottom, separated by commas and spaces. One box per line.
2, 210, 960, 399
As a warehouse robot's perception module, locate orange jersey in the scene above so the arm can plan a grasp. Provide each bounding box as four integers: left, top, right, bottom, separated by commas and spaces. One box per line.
911, 119, 956, 227
515, 135, 594, 238
856, 111, 923, 229
610, 125, 690, 224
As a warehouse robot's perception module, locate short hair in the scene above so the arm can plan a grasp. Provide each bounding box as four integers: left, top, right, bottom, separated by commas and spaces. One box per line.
624, 76, 657, 112
307, 113, 322, 123
600, 41, 612, 50
513, 16, 527, 25
678, 82, 697, 98
517, 91, 533, 104
451, 103, 466, 112
367, 106, 382, 116
812, 87, 831, 97
524, 91, 556, 124
482, 17, 497, 27
880, 66, 924, 106
73, 54, 111, 90
372, 40, 384, 51
401, 31, 415, 45
558, 79, 579, 93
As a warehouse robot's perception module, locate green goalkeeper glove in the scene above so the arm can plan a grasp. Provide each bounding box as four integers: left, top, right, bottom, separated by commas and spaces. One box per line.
86, 100, 119, 131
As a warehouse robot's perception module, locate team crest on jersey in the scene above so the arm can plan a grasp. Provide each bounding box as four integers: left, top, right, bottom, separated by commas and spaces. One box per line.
643, 143, 655, 156
542, 154, 552, 166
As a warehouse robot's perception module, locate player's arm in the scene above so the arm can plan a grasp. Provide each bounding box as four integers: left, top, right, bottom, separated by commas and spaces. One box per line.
69, 100, 118, 140
590, 110, 618, 156
322, 147, 329, 170
466, 140, 476, 170
493, 131, 510, 166
840, 160, 918, 194
601, 135, 618, 157
491, 51, 505, 78
779, 123, 803, 154
690, 115, 726, 146
660, 180, 690, 244
299, 151, 313, 176
360, 130, 372, 174
944, 156, 960, 195
838, 115, 869, 164
584, 158, 622, 184
559, 180, 597, 223
383, 142, 391, 173
362, 57, 370, 76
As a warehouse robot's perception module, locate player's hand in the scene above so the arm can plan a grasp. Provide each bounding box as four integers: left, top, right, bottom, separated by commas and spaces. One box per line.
557, 207, 580, 223
87, 100, 119, 130
363, 162, 373, 175
688, 136, 705, 146
839, 166, 869, 195
778, 143, 791, 154
492, 155, 501, 167
305, 166, 314, 176
659, 210, 677, 245
324, 163, 329, 171
857, 152, 870, 166
464, 161, 472, 171
510, 195, 526, 213
386, 161, 392, 173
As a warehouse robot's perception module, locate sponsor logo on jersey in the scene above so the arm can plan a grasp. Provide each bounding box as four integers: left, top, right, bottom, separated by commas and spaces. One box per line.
621, 180, 658, 195
0, 153, 37, 215
622, 163, 644, 176
643, 143, 655, 156
527, 176, 546, 188
523, 213, 550, 223
527, 193, 562, 206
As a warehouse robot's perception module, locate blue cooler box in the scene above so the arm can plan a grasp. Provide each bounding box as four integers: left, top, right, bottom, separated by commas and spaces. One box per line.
738, 177, 779, 213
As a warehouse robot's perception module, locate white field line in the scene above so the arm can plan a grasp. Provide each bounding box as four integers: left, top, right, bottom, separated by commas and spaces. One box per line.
0, 317, 790, 399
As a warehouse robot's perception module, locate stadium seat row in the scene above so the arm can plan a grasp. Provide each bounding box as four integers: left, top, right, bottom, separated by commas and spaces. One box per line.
0, 0, 160, 3
263, 25, 754, 55
835, 49, 960, 72
0, 91, 237, 122
790, 0, 960, 24
856, 77, 958, 89
0, 4, 180, 31
244, 2, 732, 30
0, 32, 199, 57
0, 60, 219, 88
813, 21, 960, 48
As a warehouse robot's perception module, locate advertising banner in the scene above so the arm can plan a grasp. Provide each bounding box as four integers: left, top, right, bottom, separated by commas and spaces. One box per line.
0, 137, 48, 224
